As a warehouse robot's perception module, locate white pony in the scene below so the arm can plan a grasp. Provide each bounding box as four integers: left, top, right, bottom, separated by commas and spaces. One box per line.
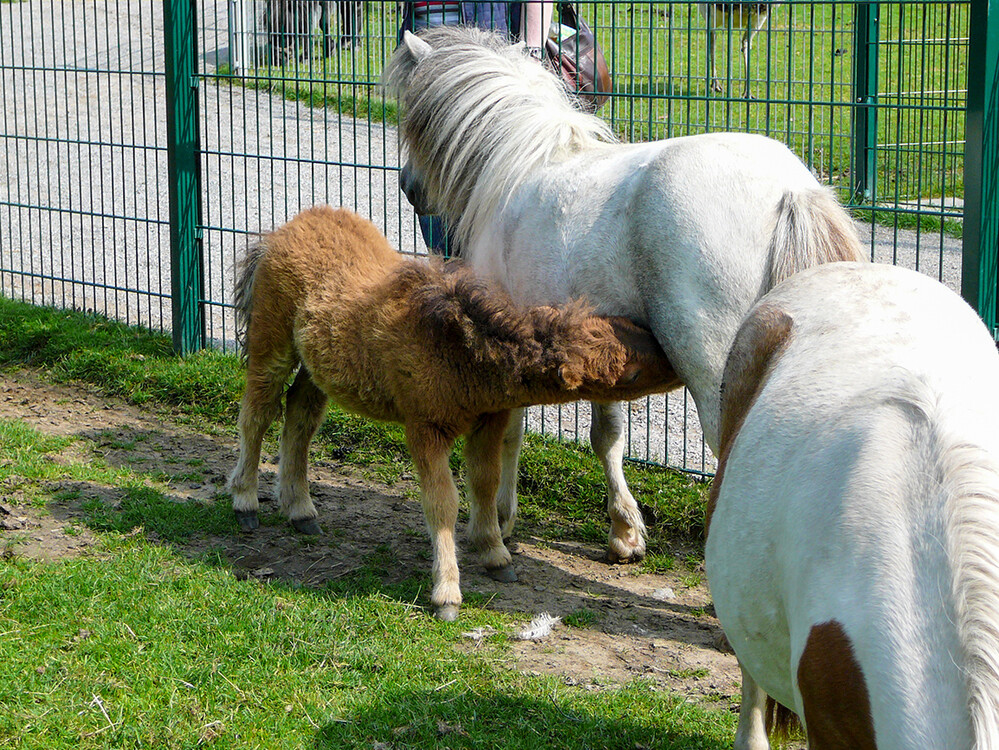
706, 262, 999, 750
382, 26, 864, 563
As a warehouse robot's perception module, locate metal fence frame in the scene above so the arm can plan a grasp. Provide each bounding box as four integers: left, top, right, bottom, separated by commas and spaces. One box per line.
2, 1, 997, 476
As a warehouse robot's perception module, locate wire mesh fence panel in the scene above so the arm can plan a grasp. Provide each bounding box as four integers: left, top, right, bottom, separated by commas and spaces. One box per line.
1, 1, 992, 477
0, 1, 172, 333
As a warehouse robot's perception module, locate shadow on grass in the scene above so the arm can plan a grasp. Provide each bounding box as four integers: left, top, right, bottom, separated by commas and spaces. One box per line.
312, 684, 733, 750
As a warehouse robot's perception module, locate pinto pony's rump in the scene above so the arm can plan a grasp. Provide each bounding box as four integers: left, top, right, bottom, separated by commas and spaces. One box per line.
706, 262, 999, 750
382, 25, 864, 566
227, 206, 678, 620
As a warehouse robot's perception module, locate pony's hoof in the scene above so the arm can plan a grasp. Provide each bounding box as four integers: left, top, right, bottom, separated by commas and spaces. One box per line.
291, 517, 323, 535
485, 565, 518, 583
436, 604, 460, 622
235, 510, 259, 532
607, 547, 646, 564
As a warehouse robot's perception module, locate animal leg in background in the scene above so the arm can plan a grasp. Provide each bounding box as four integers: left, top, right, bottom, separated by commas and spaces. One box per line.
406, 422, 463, 622
733, 663, 770, 750
495, 407, 526, 540
277, 368, 329, 535
464, 410, 517, 581
590, 401, 646, 562
227, 348, 297, 531
704, 4, 771, 98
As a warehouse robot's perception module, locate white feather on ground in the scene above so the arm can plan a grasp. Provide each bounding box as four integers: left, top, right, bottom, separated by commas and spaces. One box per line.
513, 613, 561, 641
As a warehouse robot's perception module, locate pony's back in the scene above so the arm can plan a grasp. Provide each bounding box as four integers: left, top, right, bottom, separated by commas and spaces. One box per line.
233, 205, 400, 357
708, 262, 999, 749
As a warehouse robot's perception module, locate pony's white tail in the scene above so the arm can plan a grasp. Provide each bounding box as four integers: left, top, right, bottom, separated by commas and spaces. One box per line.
764, 187, 866, 293
946, 444, 999, 750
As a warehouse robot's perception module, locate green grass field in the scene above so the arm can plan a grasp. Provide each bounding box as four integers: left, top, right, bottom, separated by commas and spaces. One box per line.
0, 296, 733, 749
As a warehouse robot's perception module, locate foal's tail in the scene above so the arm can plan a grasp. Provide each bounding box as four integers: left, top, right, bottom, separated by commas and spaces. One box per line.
233, 239, 269, 359
764, 186, 866, 293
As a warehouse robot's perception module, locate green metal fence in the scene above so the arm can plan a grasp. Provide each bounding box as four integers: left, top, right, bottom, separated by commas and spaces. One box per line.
1, 1, 996, 476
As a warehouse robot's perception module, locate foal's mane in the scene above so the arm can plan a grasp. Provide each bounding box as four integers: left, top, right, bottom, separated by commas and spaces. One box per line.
382, 25, 616, 249
397, 260, 603, 381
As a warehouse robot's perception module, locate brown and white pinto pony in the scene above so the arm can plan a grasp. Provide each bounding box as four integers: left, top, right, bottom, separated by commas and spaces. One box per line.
706, 262, 999, 749
227, 206, 679, 620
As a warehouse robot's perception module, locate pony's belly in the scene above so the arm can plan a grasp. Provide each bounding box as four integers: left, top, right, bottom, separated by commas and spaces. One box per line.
706, 522, 794, 706
706, 444, 803, 707
312, 375, 404, 424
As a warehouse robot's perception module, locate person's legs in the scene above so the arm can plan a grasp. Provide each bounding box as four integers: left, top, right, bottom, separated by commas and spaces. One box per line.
418, 214, 459, 258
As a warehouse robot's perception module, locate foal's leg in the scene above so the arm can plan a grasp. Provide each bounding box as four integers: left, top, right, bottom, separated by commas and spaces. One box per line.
278, 367, 329, 535
734, 662, 771, 750
228, 351, 293, 531
590, 401, 647, 563
464, 410, 517, 582
406, 423, 462, 621
495, 407, 525, 540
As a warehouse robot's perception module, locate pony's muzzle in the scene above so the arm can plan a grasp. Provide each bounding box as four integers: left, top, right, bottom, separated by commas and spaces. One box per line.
399, 160, 435, 215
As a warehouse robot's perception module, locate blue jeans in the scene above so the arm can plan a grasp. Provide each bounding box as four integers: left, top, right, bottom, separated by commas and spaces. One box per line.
418, 215, 458, 258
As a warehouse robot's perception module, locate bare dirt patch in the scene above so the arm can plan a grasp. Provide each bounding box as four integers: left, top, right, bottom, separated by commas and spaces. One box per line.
0, 369, 740, 710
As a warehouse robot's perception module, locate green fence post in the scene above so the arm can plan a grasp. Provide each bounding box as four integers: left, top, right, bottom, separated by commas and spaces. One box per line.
964, 0, 999, 341
163, 0, 205, 354
852, 2, 880, 203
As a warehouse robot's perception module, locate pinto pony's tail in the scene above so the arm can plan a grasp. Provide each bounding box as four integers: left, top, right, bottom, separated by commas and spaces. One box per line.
233, 239, 269, 360
764, 186, 866, 293
946, 444, 999, 749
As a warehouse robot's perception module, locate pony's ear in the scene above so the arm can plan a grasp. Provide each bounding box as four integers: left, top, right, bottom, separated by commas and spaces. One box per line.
402, 30, 433, 61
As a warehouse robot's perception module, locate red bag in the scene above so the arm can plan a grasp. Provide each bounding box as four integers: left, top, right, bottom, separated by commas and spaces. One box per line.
544, 2, 612, 111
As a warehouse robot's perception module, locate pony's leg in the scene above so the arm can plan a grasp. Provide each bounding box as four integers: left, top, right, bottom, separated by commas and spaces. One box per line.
590, 401, 647, 563
228, 354, 289, 531
734, 662, 770, 750
464, 410, 517, 582
406, 423, 462, 621
495, 407, 526, 540
278, 367, 329, 535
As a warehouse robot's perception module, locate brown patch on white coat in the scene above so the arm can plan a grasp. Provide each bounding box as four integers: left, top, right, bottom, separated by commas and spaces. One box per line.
705, 302, 792, 533
797, 620, 877, 749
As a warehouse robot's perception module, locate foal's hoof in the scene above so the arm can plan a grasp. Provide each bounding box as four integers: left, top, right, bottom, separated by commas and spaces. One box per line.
485, 564, 519, 583
436, 604, 460, 622
291, 517, 323, 536
234, 510, 259, 532
606, 548, 646, 565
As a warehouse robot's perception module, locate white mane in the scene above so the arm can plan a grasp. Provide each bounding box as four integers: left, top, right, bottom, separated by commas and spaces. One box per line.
943, 438, 999, 750
382, 25, 617, 249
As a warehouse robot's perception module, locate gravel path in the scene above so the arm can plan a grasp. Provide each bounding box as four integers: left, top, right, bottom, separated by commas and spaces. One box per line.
0, 0, 964, 475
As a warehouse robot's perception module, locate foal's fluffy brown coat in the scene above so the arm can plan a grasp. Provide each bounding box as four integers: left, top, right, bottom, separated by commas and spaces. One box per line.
228, 206, 677, 619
